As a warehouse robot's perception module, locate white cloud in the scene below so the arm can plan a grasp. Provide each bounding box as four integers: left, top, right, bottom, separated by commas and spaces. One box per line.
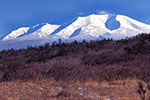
78, 12, 84, 15
98, 11, 109, 15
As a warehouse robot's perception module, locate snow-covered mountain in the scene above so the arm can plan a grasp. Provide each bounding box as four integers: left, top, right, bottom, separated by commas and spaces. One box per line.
3, 27, 30, 40
4, 23, 60, 41
0, 13, 150, 50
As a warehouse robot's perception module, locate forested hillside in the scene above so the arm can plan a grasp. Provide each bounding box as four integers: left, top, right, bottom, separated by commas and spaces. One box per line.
0, 33, 150, 82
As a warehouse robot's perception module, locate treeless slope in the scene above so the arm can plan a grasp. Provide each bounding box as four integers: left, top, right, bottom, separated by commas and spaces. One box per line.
0, 79, 149, 100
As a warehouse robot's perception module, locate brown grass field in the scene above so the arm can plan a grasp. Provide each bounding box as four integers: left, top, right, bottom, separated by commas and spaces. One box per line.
0, 79, 150, 100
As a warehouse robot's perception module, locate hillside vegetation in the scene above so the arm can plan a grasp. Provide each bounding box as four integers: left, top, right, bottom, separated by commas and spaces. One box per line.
1, 33, 150, 99
0, 33, 150, 82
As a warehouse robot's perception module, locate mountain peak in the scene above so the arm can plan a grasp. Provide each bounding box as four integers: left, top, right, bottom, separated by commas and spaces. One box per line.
1, 13, 150, 50
3, 27, 30, 41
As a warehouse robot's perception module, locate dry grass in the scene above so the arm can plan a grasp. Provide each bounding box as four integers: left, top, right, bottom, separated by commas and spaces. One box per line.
1, 34, 150, 100
0, 79, 149, 100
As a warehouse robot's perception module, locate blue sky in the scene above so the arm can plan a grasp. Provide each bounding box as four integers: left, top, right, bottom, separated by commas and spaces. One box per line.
0, 0, 150, 36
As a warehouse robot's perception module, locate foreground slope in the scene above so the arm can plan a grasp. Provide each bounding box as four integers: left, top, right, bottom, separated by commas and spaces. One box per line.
0, 33, 150, 82
0, 33, 150, 99
0, 79, 147, 100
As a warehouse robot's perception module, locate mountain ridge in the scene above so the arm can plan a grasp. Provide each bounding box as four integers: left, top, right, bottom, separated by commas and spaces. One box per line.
0, 13, 150, 50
